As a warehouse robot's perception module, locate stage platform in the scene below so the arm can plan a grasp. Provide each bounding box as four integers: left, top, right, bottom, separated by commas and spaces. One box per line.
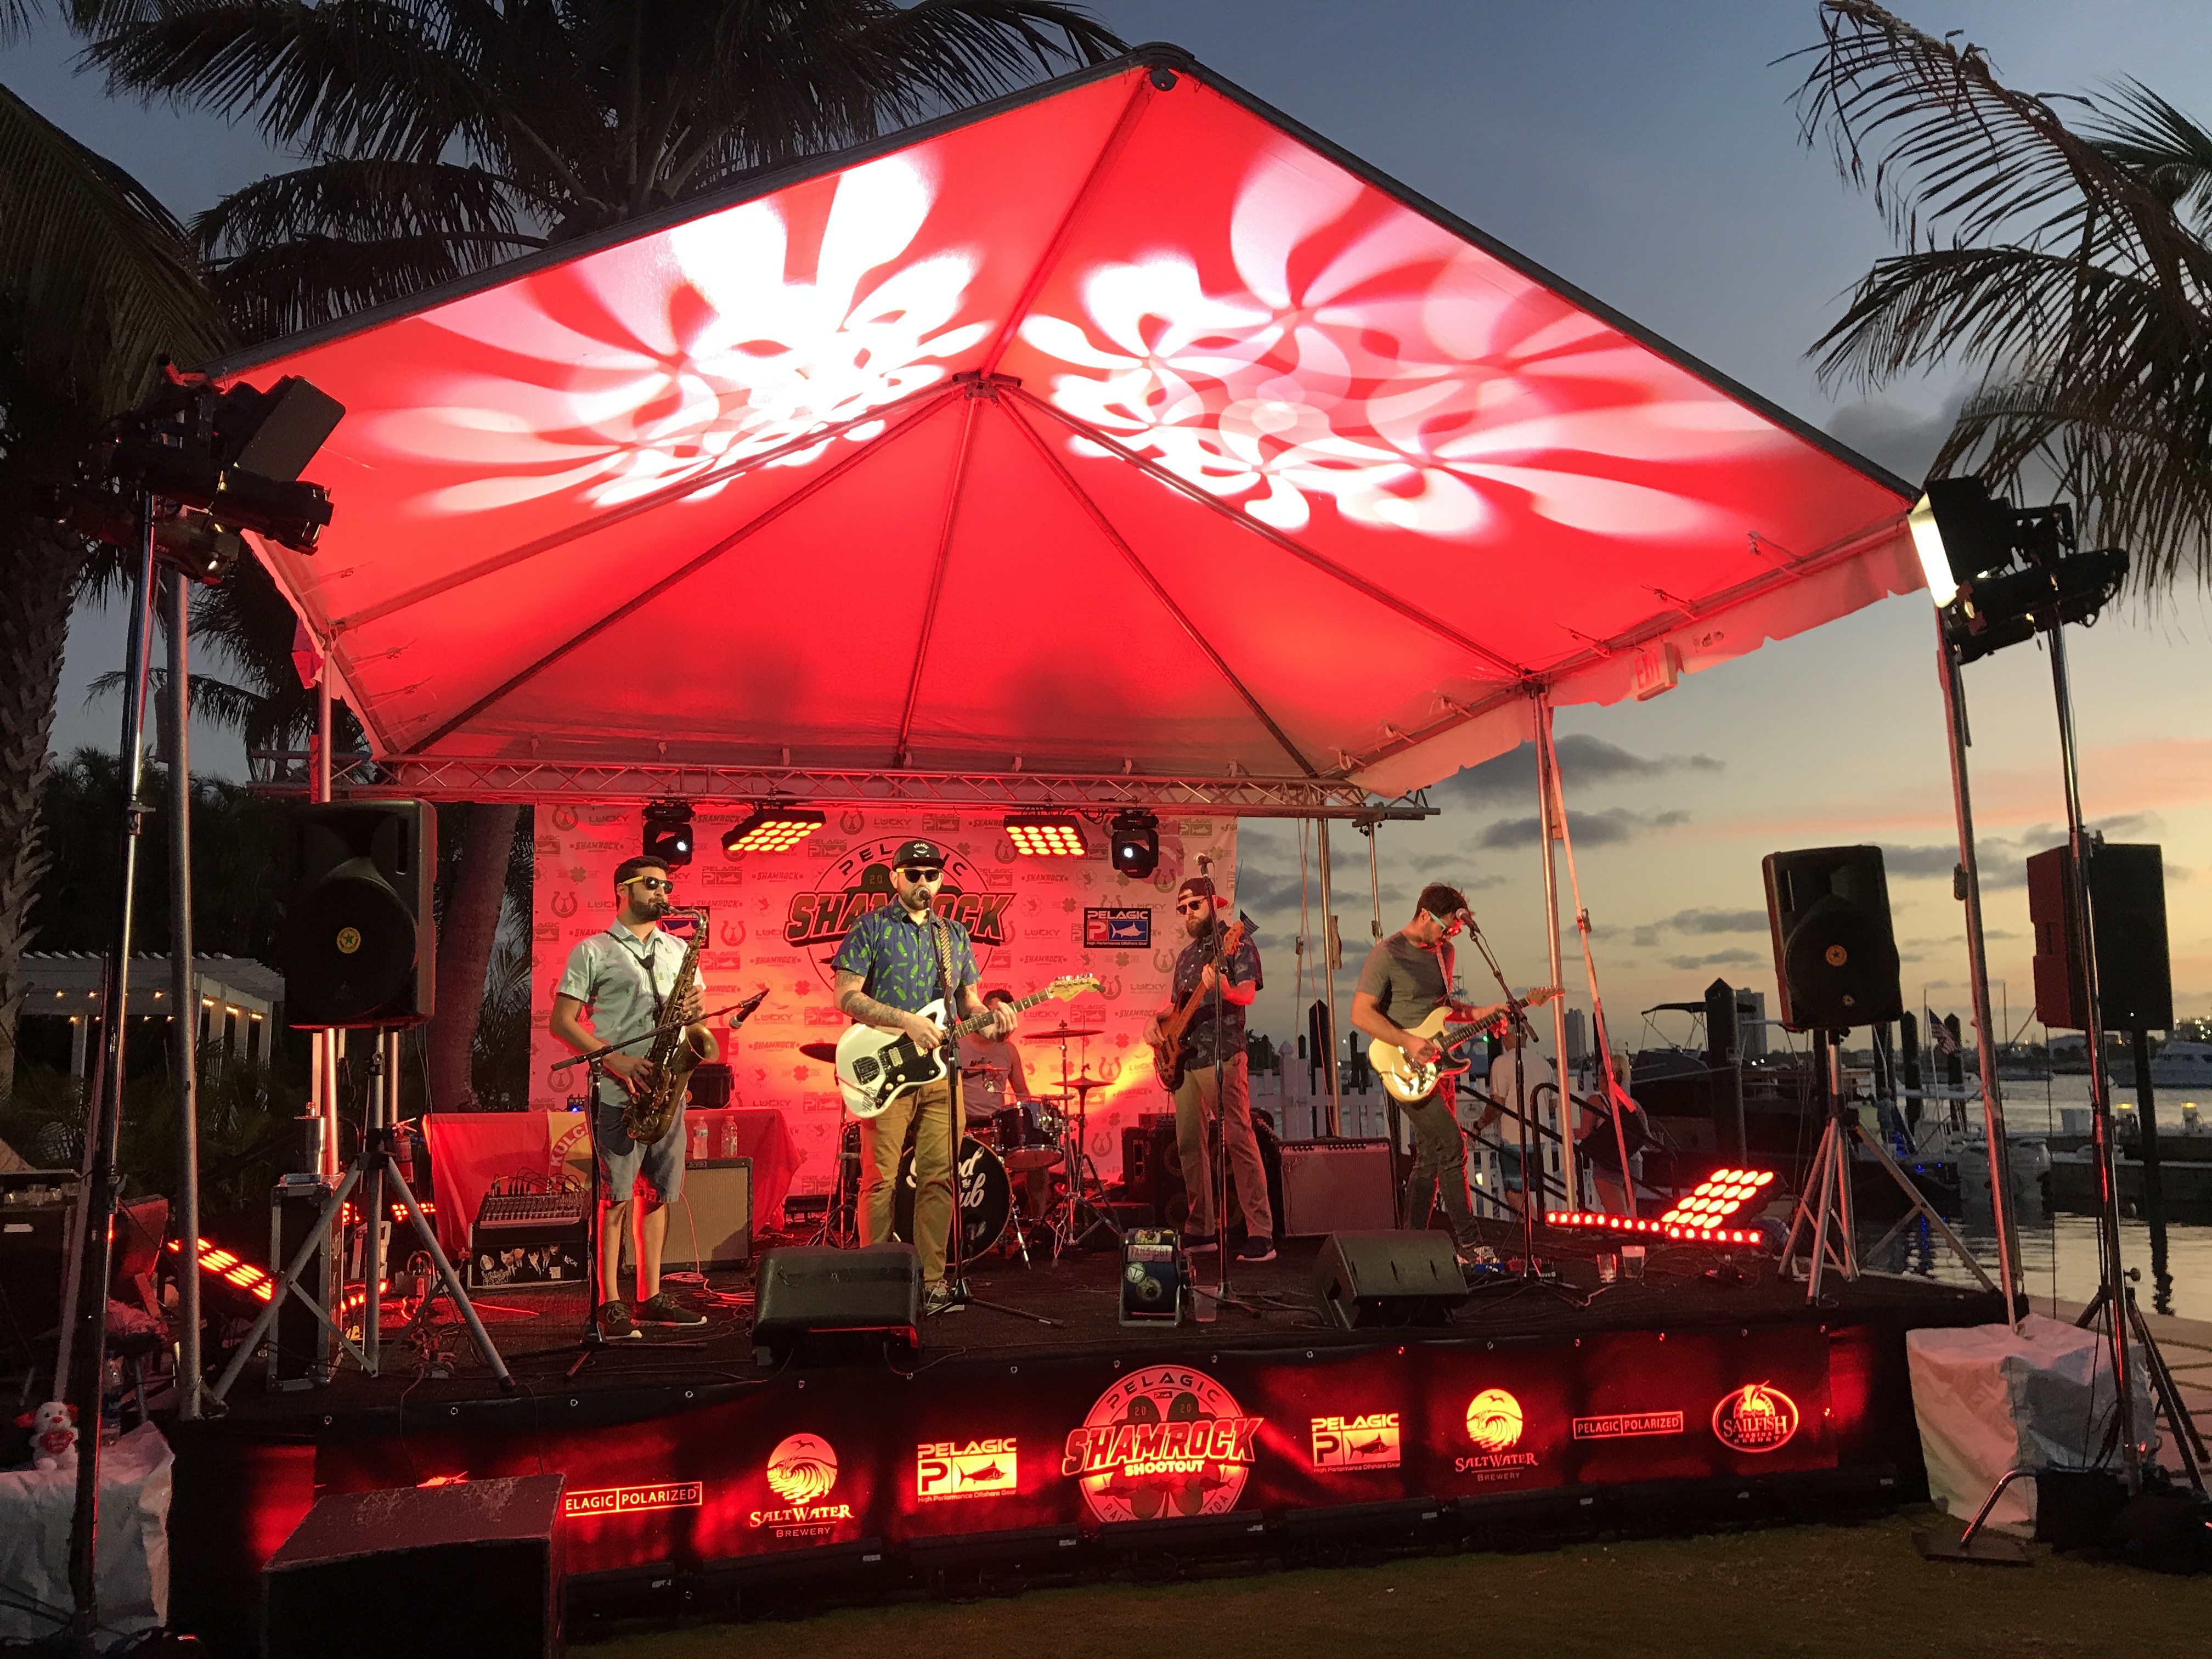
166, 1222, 2002, 1652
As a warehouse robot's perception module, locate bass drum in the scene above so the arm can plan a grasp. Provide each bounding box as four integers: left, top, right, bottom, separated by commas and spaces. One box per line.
893, 1134, 1012, 1260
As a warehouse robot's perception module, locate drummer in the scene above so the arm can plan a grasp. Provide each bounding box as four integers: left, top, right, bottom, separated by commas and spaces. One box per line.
959, 988, 1034, 1107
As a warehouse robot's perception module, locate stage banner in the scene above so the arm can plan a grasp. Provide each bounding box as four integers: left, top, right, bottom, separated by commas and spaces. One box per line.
530, 807, 1242, 1217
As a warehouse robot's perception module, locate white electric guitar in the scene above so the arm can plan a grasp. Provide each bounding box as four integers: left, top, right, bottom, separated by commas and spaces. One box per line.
834, 977, 1100, 1119
1367, 989, 1563, 1103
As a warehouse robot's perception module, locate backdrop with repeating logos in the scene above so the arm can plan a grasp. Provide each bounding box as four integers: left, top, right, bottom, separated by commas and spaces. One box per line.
531, 805, 1241, 1211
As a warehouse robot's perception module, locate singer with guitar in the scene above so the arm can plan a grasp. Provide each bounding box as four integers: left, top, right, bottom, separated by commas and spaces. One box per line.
549, 856, 715, 1338
1351, 884, 1558, 1265
1144, 876, 1274, 1262
831, 840, 1015, 1313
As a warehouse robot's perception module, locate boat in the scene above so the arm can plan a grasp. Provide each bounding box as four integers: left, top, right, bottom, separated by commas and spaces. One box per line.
2151, 1039, 2212, 1090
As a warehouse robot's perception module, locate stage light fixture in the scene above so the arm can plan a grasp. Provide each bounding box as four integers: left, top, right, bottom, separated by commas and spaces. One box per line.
722, 804, 825, 855
1912, 478, 2131, 666
641, 800, 695, 867
1004, 814, 1087, 856
1108, 810, 1159, 878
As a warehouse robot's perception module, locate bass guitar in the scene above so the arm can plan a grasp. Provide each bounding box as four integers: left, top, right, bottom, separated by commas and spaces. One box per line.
1367, 988, 1563, 1103
1147, 918, 1249, 1093
835, 976, 1099, 1119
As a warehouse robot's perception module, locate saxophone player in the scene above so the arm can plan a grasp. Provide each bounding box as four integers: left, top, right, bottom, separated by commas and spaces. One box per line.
550, 855, 715, 1336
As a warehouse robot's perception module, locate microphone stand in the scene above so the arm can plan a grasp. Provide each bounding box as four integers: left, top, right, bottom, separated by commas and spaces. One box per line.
548, 991, 769, 1074
1460, 918, 1573, 1299
1192, 899, 1259, 1322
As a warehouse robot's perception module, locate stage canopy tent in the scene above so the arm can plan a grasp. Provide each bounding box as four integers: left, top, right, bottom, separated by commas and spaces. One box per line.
221, 46, 1919, 807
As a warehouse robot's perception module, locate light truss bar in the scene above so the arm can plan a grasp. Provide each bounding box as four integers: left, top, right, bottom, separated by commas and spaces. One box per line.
245, 751, 1433, 820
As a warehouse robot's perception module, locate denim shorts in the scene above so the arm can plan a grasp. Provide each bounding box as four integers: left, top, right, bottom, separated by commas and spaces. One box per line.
592, 1096, 685, 1205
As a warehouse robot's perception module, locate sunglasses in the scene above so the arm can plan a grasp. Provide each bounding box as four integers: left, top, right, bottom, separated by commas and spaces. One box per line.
627, 876, 676, 894
897, 867, 944, 883
1176, 899, 1211, 915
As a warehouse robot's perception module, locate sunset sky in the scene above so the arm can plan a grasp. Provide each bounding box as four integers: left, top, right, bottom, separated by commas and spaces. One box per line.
18, 2, 2210, 1054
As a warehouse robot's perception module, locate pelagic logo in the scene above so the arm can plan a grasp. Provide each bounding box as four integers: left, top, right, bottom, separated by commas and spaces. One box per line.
1456, 1387, 1537, 1480
1573, 1410, 1685, 1441
751, 1433, 855, 1536
563, 1480, 702, 1519
1062, 1364, 1261, 1522
1712, 1383, 1800, 1453
917, 1437, 1018, 1501
1310, 1411, 1400, 1470
783, 839, 1011, 987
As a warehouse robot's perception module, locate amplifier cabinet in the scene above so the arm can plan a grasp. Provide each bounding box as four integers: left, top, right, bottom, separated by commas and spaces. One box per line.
666, 1157, 752, 1270
1277, 1137, 1396, 1236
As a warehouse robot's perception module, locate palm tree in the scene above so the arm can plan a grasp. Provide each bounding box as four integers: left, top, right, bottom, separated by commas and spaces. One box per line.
1, 7, 232, 1098
75, 0, 1123, 1109
1793, 1, 2212, 591
80, 0, 1124, 336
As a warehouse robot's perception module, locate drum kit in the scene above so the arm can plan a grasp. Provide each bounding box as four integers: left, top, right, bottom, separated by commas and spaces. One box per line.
817, 1022, 1121, 1262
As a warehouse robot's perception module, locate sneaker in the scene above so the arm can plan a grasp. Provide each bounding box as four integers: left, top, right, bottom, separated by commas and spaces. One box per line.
924, 1282, 966, 1316
635, 1290, 707, 1327
597, 1300, 640, 1339
1235, 1236, 1277, 1265
1182, 1232, 1218, 1254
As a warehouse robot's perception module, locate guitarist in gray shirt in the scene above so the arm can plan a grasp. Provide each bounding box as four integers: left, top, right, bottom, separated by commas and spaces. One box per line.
1351, 884, 1493, 1263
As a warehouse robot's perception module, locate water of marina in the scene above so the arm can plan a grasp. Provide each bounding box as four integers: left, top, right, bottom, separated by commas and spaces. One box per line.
1867, 1074, 2212, 1318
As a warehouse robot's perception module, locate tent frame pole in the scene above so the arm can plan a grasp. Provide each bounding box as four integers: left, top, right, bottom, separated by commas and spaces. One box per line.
1534, 697, 1578, 1210
165, 571, 202, 1420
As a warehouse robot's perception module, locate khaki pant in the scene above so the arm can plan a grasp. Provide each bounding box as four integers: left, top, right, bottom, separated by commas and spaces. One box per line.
1172, 1053, 1273, 1239
860, 1077, 956, 1284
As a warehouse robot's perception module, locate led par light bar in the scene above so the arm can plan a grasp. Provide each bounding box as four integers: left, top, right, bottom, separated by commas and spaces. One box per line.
1004, 814, 1087, 855
1546, 1167, 1776, 1246
723, 805, 825, 854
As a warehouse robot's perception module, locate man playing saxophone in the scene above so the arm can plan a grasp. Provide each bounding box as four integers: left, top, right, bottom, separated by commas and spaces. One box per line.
550, 855, 715, 1337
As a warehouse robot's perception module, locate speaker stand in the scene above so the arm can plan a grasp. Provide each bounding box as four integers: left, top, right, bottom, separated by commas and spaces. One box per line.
210, 1029, 515, 1401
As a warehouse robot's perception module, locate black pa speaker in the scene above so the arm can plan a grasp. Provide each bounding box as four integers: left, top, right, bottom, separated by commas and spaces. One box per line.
1762, 845, 1904, 1030
281, 800, 437, 1027
2026, 843, 2173, 1032
262, 1474, 566, 1659
751, 1243, 919, 1365
1313, 1231, 1469, 1329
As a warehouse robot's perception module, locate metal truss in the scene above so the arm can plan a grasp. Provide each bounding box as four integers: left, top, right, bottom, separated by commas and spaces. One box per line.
247, 751, 1435, 821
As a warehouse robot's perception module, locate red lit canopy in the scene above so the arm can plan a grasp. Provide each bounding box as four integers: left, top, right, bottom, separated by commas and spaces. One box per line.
221, 47, 1918, 806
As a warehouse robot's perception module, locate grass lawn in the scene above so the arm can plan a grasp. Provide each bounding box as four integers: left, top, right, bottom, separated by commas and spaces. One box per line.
579, 1508, 2210, 1659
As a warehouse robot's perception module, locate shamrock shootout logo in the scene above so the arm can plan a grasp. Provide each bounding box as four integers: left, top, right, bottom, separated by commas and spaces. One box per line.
1061, 1365, 1262, 1522
783, 837, 1012, 990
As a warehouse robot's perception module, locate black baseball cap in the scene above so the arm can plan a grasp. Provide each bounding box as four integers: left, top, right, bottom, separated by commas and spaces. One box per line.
891, 839, 944, 868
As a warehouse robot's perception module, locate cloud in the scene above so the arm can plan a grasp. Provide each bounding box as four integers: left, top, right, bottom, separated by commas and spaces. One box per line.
1479, 807, 1690, 849
1825, 392, 1965, 485
1662, 949, 1765, 972
1885, 815, 2162, 891
1427, 736, 1720, 811
1665, 908, 1769, 935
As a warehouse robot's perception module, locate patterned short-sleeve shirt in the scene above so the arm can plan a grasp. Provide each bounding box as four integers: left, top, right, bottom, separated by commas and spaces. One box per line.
831, 905, 979, 1014
555, 922, 689, 1105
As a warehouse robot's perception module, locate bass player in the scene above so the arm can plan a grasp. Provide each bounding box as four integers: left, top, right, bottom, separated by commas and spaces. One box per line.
549, 855, 715, 1338
831, 840, 1017, 1314
1144, 876, 1274, 1262
1351, 883, 1543, 1265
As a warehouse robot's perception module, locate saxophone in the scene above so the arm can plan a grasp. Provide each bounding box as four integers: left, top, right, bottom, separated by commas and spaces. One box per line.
619, 909, 707, 1146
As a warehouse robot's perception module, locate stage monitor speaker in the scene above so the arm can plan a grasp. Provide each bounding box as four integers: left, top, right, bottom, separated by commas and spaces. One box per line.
1278, 1138, 1395, 1235
1762, 845, 1904, 1030
1313, 1231, 1469, 1329
281, 800, 437, 1028
2026, 843, 2173, 1032
752, 1243, 919, 1366
262, 1474, 565, 1659
667, 1158, 751, 1269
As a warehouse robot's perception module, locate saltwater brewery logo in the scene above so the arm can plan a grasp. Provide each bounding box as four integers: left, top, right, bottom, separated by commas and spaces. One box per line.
785, 837, 1011, 989
1062, 1365, 1262, 1522
1310, 1411, 1401, 1470
751, 1433, 855, 1537
1456, 1387, 1537, 1481
1711, 1383, 1801, 1454
916, 1436, 1018, 1502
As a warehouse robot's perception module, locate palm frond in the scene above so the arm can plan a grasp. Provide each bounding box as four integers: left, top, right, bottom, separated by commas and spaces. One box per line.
205, 227, 544, 339
2086, 78, 2212, 235
0, 82, 231, 409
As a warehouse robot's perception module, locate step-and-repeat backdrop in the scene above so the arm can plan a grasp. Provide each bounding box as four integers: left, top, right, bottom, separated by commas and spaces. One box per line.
531, 806, 1241, 1213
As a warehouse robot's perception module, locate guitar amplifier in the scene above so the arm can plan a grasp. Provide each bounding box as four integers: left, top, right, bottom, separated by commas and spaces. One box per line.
667, 1158, 752, 1269
1278, 1138, 1396, 1235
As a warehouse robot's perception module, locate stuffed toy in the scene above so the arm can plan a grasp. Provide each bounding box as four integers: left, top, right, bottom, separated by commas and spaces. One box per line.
29, 1401, 78, 1472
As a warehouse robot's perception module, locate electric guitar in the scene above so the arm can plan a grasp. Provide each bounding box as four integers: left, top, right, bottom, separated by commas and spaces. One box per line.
1147, 918, 1249, 1093
1367, 988, 1564, 1103
834, 977, 1099, 1119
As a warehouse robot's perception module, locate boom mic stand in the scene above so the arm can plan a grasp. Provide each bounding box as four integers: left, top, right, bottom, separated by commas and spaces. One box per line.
1460, 917, 1574, 1299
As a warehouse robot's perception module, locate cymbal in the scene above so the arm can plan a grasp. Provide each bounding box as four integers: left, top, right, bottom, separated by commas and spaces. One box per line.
1023, 1025, 1102, 1040
798, 1042, 838, 1063
1064, 1076, 1110, 1094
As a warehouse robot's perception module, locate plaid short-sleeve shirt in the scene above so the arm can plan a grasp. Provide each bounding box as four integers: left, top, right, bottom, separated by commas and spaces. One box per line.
831, 905, 979, 1014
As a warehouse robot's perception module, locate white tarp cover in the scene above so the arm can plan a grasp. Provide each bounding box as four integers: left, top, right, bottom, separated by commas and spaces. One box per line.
1905, 1315, 2157, 1534
0, 1420, 173, 1644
